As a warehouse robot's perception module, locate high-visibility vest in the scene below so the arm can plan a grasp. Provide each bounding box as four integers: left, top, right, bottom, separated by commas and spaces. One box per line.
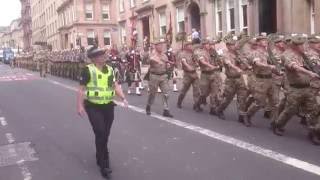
86, 64, 115, 104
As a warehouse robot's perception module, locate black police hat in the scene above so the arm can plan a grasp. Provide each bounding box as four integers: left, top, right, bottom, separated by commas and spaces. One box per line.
87, 47, 106, 59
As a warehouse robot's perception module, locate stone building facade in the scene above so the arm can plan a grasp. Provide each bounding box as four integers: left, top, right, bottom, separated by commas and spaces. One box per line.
0, 19, 24, 49
116, 0, 320, 49
56, 0, 118, 50
20, 0, 32, 51
27, 0, 320, 50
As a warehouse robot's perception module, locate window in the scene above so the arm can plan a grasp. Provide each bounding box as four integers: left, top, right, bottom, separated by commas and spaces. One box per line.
85, 3, 93, 20
239, 0, 248, 33
310, 0, 315, 34
130, 0, 135, 8
102, 4, 110, 20
120, 23, 126, 44
215, 0, 223, 36
119, 0, 124, 12
87, 30, 95, 45
227, 0, 235, 34
104, 31, 111, 46
176, 6, 185, 33
159, 12, 166, 36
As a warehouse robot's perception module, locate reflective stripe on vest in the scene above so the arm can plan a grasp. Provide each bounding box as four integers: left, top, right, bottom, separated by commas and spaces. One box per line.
86, 64, 115, 104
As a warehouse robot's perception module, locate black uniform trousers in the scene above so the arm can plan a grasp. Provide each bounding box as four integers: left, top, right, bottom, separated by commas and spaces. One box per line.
84, 101, 115, 169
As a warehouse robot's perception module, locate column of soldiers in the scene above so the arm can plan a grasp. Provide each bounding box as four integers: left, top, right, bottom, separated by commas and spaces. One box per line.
17, 48, 87, 80
173, 32, 320, 145
15, 32, 320, 145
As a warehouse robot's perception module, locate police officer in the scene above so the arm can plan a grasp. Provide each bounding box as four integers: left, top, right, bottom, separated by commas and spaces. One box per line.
146, 38, 174, 117
77, 47, 128, 179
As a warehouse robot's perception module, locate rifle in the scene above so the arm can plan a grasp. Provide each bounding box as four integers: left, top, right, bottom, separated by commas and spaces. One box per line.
301, 52, 320, 76
267, 41, 282, 75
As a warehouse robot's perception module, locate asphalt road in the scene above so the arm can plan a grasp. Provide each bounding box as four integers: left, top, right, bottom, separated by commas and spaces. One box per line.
0, 64, 320, 180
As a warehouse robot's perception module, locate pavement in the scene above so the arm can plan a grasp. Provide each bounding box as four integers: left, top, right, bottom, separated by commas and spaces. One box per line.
0, 63, 320, 180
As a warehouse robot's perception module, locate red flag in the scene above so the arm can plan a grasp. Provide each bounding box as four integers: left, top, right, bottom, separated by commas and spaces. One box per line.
130, 11, 137, 48
166, 12, 173, 46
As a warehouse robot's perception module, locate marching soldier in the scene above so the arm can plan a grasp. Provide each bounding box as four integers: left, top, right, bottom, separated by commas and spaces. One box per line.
146, 39, 174, 117
36, 45, 49, 78
214, 36, 248, 122
166, 47, 179, 92
177, 41, 200, 109
245, 33, 280, 127
271, 34, 320, 145
193, 39, 222, 114
268, 34, 287, 119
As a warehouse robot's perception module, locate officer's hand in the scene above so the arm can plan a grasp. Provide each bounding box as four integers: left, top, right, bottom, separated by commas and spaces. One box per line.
122, 99, 129, 108
77, 106, 86, 118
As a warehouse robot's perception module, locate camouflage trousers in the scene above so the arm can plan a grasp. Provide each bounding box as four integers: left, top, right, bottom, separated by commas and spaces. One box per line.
216, 75, 248, 116
147, 73, 170, 110
197, 72, 222, 109
247, 76, 277, 120
179, 72, 200, 104
39, 63, 47, 77
275, 86, 319, 132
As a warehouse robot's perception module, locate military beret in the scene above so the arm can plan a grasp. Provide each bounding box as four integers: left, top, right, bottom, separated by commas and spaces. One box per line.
255, 32, 268, 41
87, 47, 106, 59
184, 40, 193, 46
308, 34, 320, 43
273, 35, 285, 43
201, 39, 210, 45
153, 38, 166, 45
225, 36, 238, 45
291, 34, 308, 45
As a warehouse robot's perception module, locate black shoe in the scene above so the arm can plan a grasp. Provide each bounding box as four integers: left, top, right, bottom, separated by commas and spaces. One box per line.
238, 115, 244, 124
271, 122, 284, 136
100, 168, 112, 179
216, 111, 225, 120
308, 131, 320, 146
146, 105, 151, 115
264, 111, 271, 119
243, 116, 252, 127
210, 108, 217, 116
163, 110, 173, 118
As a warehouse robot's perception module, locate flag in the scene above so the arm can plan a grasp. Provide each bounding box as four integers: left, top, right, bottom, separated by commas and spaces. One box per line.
166, 12, 173, 46
130, 11, 137, 48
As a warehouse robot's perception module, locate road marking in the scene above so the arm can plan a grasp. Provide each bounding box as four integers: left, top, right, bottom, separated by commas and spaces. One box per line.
6, 133, 15, 144
17, 160, 33, 180
0, 74, 38, 82
0, 117, 7, 126
48, 80, 320, 176
0, 112, 34, 180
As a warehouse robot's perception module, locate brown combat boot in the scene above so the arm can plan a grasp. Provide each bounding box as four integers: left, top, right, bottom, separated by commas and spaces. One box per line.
308, 130, 320, 146
177, 95, 183, 109
243, 115, 252, 127
270, 122, 284, 136
163, 110, 174, 118
238, 115, 244, 124
146, 105, 151, 115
